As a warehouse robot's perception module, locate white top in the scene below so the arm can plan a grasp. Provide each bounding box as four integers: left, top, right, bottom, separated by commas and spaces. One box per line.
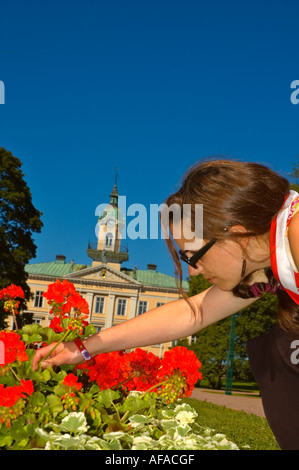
270, 190, 299, 304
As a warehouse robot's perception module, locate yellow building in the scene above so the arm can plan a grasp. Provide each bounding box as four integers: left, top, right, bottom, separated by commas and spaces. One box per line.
24, 183, 189, 356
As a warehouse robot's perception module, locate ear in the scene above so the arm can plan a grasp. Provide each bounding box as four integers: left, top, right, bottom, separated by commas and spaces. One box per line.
228, 225, 250, 250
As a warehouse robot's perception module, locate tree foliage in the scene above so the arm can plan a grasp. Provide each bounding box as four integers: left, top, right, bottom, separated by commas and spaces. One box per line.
177, 275, 277, 388
0, 147, 43, 328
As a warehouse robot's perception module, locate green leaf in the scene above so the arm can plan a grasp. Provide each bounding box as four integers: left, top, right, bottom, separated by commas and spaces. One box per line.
105, 438, 122, 450
19, 324, 43, 345
54, 434, 85, 449
96, 389, 120, 408
60, 412, 89, 435
118, 394, 151, 416
28, 391, 46, 408
128, 414, 149, 427
46, 394, 63, 416
0, 434, 13, 448
38, 327, 63, 344
82, 324, 97, 337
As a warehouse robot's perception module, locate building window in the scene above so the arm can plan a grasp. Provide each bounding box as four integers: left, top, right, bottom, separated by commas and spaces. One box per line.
34, 291, 44, 308
105, 233, 113, 247
156, 302, 165, 308
138, 301, 148, 315
116, 298, 127, 316
94, 296, 105, 314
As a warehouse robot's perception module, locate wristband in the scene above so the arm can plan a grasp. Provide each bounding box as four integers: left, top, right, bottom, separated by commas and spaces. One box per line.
74, 338, 95, 364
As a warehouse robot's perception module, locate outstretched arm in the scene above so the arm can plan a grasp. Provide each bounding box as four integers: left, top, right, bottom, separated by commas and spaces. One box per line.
32, 285, 257, 370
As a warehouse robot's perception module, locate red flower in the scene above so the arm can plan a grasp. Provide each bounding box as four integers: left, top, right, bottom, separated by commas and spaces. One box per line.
158, 346, 202, 397
0, 380, 34, 408
19, 379, 34, 397
76, 346, 202, 401
42, 279, 77, 305
0, 331, 28, 366
119, 348, 161, 392
81, 351, 124, 390
43, 279, 89, 318
49, 315, 67, 333
66, 293, 89, 315
0, 284, 24, 301
63, 373, 82, 391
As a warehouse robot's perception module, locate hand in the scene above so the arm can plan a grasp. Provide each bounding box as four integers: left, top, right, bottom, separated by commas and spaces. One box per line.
32, 341, 84, 370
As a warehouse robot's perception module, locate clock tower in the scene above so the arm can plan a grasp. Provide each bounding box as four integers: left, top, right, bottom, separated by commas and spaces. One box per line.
87, 179, 128, 269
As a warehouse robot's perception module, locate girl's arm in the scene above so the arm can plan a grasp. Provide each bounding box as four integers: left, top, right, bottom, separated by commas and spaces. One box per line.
32, 285, 257, 370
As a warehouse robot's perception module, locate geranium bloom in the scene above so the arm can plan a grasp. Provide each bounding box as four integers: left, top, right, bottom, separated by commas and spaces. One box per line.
0, 380, 34, 408
19, 379, 34, 397
119, 348, 161, 392
158, 346, 202, 397
0, 331, 28, 365
0, 284, 24, 301
65, 292, 89, 315
63, 373, 83, 391
43, 279, 89, 320
49, 315, 67, 333
42, 279, 77, 305
82, 351, 124, 390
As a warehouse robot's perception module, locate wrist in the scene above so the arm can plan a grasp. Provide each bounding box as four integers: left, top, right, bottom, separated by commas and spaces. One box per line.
73, 338, 96, 364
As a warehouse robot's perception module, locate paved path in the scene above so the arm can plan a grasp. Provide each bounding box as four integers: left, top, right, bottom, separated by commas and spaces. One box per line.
191, 388, 265, 418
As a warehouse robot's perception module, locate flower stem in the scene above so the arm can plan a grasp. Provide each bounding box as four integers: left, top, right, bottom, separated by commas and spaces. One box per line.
12, 309, 18, 331
140, 379, 169, 398
38, 330, 71, 367
59, 312, 66, 334
9, 366, 21, 382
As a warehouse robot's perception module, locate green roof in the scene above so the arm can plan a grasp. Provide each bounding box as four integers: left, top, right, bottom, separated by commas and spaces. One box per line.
123, 269, 189, 290
25, 261, 87, 277
25, 261, 188, 290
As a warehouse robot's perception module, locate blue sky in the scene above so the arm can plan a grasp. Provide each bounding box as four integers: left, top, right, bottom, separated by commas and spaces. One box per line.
1, 0, 299, 279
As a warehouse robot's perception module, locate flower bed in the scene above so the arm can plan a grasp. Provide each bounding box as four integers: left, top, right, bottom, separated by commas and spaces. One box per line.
0, 281, 238, 450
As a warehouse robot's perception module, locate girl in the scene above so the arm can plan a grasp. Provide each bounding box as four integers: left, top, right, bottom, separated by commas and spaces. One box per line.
33, 159, 299, 450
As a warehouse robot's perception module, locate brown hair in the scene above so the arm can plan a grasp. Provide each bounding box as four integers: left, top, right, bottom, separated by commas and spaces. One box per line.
163, 158, 299, 332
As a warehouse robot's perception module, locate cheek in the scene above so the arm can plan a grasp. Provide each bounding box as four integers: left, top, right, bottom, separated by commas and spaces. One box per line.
209, 247, 242, 277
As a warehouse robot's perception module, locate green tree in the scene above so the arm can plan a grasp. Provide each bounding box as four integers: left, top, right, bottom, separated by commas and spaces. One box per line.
0, 147, 43, 329
177, 275, 277, 388
291, 155, 299, 183
290, 155, 299, 193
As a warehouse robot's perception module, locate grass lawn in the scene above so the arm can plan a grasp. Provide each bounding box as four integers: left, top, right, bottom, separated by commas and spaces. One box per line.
182, 397, 280, 450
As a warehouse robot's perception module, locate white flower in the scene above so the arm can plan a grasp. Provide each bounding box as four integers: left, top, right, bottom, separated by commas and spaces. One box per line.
175, 410, 196, 425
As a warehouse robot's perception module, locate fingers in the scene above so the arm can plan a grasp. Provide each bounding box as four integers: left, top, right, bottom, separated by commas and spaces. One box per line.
32, 342, 58, 370
32, 341, 82, 370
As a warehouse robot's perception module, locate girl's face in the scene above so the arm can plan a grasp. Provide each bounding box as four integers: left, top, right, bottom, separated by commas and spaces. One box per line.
172, 227, 245, 291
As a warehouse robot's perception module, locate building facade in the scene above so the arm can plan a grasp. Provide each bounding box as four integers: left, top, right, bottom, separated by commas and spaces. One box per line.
23, 183, 189, 356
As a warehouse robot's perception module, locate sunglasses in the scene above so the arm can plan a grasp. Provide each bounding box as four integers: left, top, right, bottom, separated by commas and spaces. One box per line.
179, 239, 216, 268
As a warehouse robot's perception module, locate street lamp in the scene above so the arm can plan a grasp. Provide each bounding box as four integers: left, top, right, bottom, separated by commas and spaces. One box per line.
225, 314, 236, 395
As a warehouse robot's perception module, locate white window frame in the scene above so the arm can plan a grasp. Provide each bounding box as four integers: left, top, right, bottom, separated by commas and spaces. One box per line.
94, 296, 105, 314
33, 291, 44, 308
138, 300, 148, 315
116, 298, 127, 316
